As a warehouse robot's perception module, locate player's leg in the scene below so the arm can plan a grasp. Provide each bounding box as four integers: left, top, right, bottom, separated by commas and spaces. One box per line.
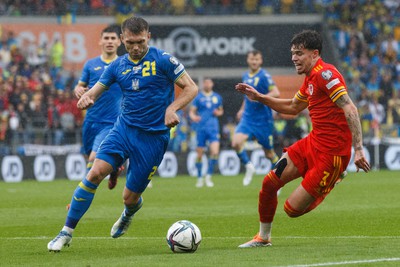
284, 154, 350, 217
255, 122, 279, 169
81, 120, 95, 175
239, 153, 301, 248
205, 140, 220, 187
48, 159, 113, 252
195, 146, 205, 188
111, 188, 143, 238
195, 130, 206, 187
111, 128, 169, 238
264, 148, 279, 169
232, 125, 254, 186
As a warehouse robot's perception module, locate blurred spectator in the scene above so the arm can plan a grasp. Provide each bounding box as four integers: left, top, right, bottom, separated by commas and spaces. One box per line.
49, 37, 64, 79
46, 95, 63, 145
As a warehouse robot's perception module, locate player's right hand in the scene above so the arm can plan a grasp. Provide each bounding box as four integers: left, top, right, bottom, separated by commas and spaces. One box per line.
77, 95, 94, 110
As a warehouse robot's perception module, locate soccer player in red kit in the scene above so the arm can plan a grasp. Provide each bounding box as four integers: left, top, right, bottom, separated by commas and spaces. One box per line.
235, 30, 371, 248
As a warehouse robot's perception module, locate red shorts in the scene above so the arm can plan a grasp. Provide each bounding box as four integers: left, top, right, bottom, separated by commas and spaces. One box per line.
286, 136, 351, 199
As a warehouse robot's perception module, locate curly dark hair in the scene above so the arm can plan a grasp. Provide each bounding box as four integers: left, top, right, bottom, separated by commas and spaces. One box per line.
290, 30, 322, 54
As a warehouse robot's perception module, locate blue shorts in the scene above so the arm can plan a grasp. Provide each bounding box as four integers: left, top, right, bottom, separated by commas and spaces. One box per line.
235, 120, 274, 149
81, 120, 114, 156
196, 127, 220, 147
96, 118, 170, 193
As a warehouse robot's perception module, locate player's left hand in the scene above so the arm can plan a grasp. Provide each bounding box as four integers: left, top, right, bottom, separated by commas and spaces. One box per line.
77, 95, 94, 110
354, 150, 371, 173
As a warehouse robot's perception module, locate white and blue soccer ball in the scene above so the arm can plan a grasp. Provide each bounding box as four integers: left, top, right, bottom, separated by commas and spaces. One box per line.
166, 220, 202, 253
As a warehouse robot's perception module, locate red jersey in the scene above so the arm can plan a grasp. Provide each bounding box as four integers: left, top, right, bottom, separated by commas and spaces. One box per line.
295, 58, 351, 156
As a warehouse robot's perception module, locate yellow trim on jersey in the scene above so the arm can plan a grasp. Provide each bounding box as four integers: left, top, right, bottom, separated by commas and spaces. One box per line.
327, 156, 342, 190
248, 68, 261, 78
97, 82, 108, 89
174, 71, 186, 83
313, 64, 323, 72
78, 181, 96, 194
295, 91, 308, 102
329, 86, 347, 102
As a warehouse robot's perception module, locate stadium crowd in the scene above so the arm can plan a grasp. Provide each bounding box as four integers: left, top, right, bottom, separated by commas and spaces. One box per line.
0, 0, 400, 155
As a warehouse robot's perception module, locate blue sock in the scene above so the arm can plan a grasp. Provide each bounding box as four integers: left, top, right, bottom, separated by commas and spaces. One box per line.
65, 178, 98, 229
207, 158, 218, 175
124, 196, 143, 217
237, 150, 250, 165
195, 161, 202, 178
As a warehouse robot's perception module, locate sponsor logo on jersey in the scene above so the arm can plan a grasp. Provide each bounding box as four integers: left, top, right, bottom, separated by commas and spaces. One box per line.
326, 78, 340, 90
94, 66, 102, 71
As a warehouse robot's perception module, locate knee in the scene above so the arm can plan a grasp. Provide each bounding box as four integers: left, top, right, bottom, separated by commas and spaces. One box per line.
231, 141, 240, 151
283, 199, 304, 218
86, 167, 107, 184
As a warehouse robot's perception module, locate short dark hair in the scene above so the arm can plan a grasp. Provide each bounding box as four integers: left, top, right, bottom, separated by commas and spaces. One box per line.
102, 25, 120, 36
247, 49, 263, 57
121, 16, 149, 34
290, 30, 322, 54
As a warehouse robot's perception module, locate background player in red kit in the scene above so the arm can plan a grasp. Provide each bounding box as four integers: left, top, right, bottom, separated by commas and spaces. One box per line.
235, 30, 371, 248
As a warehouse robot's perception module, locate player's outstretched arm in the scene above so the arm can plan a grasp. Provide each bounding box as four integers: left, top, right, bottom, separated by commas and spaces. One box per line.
165, 73, 198, 128
336, 94, 371, 173
77, 82, 106, 110
235, 83, 307, 115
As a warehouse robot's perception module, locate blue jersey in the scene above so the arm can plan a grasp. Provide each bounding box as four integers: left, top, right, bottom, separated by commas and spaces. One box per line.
242, 69, 275, 125
79, 56, 122, 123
192, 91, 223, 131
98, 47, 186, 132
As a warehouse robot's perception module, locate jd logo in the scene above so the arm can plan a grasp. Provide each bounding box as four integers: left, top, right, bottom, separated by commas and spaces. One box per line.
34, 155, 56, 182
219, 150, 240, 176
1, 156, 23, 182
250, 149, 272, 175
65, 154, 86, 181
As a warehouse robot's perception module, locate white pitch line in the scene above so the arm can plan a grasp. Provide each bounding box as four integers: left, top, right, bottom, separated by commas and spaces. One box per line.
278, 258, 400, 267
1, 236, 400, 240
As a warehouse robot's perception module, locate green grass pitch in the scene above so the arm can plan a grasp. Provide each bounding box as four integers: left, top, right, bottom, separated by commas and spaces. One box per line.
1, 170, 399, 266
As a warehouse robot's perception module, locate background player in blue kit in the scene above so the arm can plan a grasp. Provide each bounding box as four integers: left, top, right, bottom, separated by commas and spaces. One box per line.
189, 78, 223, 188
73, 25, 124, 190
232, 50, 280, 186
47, 16, 198, 252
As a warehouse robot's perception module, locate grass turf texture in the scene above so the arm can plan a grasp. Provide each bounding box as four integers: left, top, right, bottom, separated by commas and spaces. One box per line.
1, 170, 399, 267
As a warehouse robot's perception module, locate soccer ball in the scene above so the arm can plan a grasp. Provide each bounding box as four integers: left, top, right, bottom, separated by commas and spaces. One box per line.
166, 220, 202, 253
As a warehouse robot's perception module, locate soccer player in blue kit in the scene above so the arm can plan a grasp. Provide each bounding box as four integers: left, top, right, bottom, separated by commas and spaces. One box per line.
47, 16, 198, 252
73, 25, 124, 190
189, 78, 223, 188
232, 50, 280, 186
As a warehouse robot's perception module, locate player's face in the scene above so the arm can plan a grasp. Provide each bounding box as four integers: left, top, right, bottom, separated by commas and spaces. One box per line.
203, 79, 213, 93
291, 45, 318, 75
100, 32, 121, 55
247, 53, 263, 73
121, 29, 150, 60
